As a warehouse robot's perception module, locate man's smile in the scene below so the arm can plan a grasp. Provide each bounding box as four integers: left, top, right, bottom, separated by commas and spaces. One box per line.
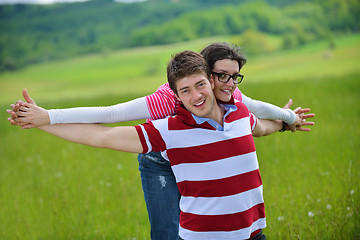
194, 99, 205, 107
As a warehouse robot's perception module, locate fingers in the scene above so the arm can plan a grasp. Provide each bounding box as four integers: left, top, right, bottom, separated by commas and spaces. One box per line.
7, 108, 30, 124
22, 124, 36, 129
296, 127, 311, 132
7, 117, 26, 126
302, 113, 315, 119
298, 108, 311, 114
11, 100, 29, 113
293, 107, 301, 114
8, 106, 29, 116
11, 103, 20, 111
6, 109, 17, 118
288, 125, 296, 132
8, 116, 33, 128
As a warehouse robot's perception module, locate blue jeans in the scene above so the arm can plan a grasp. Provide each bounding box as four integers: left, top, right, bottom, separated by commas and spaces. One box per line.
137, 152, 181, 240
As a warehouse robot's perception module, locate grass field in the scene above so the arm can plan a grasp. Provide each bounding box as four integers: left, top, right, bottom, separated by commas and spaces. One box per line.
1, 34, 359, 239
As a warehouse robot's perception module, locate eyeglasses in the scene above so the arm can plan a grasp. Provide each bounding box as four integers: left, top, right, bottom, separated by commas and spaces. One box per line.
211, 72, 244, 84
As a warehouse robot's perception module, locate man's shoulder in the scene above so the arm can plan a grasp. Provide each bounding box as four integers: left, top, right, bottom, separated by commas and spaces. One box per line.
225, 101, 251, 123
234, 100, 249, 112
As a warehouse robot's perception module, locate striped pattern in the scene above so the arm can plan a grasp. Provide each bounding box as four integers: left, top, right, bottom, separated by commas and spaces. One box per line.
145, 83, 243, 120
145, 83, 180, 120
135, 101, 266, 239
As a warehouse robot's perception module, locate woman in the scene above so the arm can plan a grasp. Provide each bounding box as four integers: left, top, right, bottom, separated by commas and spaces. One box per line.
9, 42, 313, 240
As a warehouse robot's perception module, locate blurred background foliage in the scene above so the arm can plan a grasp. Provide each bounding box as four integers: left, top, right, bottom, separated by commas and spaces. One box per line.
0, 0, 358, 72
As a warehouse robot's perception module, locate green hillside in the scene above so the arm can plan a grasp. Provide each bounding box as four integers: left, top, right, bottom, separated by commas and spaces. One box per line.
1, 33, 359, 105
1, 0, 358, 71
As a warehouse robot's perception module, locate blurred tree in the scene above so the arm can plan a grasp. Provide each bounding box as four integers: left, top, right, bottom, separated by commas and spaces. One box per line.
236, 30, 275, 56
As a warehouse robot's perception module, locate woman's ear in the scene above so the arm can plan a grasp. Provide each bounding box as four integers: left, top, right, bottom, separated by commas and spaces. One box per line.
210, 75, 215, 89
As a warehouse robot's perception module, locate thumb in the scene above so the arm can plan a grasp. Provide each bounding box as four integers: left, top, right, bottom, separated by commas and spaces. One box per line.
22, 88, 36, 105
283, 99, 293, 109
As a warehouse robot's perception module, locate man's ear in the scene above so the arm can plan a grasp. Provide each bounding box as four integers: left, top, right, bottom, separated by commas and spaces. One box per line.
175, 92, 181, 101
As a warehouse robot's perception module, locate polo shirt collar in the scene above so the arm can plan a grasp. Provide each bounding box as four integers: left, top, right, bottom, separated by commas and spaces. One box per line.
176, 103, 237, 130
192, 104, 238, 130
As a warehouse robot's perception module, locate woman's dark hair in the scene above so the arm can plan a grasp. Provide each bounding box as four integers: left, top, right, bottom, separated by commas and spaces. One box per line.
200, 42, 247, 71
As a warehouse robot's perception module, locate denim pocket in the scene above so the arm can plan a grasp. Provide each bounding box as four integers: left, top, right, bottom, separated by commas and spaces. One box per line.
140, 152, 168, 165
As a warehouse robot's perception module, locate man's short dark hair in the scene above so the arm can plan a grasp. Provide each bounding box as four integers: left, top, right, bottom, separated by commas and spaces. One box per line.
167, 50, 211, 95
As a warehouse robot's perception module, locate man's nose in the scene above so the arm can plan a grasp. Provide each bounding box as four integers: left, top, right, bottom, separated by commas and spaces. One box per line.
191, 89, 202, 99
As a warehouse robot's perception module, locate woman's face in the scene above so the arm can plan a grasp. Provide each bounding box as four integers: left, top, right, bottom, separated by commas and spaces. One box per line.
211, 59, 240, 102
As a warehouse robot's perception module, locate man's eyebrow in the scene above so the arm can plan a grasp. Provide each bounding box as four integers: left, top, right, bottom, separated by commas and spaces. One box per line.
196, 79, 206, 85
178, 86, 189, 92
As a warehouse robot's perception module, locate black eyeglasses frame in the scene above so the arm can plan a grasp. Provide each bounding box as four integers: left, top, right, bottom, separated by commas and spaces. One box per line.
211, 71, 244, 84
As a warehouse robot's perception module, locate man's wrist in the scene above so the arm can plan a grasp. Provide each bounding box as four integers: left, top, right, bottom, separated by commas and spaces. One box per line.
279, 121, 287, 132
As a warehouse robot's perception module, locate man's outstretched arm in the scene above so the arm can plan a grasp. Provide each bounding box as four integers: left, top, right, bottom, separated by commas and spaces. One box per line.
252, 118, 283, 137
10, 101, 144, 153
39, 123, 143, 153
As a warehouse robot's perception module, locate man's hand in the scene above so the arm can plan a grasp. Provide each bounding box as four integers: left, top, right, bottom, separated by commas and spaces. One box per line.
292, 107, 315, 132
7, 89, 50, 129
283, 99, 315, 132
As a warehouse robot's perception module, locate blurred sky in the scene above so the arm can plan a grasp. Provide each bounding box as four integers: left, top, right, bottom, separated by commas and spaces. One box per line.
0, 0, 89, 4
0, 0, 145, 4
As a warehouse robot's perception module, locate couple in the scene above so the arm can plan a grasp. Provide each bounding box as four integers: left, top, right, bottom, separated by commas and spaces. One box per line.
8, 43, 314, 240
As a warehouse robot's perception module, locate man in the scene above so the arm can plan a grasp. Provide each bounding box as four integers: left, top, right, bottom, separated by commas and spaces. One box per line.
8, 50, 307, 239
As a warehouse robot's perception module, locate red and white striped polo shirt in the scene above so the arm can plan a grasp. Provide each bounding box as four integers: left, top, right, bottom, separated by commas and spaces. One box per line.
135, 101, 266, 239
145, 83, 243, 120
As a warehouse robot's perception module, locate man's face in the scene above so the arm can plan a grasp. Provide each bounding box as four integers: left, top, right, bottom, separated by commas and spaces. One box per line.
176, 73, 216, 119
211, 59, 240, 102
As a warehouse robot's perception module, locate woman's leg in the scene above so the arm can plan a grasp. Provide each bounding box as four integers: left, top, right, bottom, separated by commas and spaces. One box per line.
138, 152, 181, 240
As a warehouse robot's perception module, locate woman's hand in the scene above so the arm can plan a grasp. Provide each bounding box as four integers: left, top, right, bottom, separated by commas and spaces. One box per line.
7, 89, 50, 129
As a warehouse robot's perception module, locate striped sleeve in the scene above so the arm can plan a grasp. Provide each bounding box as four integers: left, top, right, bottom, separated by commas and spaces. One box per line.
233, 87, 243, 102
250, 113, 257, 132
234, 101, 257, 132
135, 122, 167, 153
145, 83, 177, 120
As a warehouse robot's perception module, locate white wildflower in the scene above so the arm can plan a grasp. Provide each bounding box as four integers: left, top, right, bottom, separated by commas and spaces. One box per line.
277, 216, 284, 221
55, 172, 63, 178
326, 204, 332, 210
308, 211, 315, 218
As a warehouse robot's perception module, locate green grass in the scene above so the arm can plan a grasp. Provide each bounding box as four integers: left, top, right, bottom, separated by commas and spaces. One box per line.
1, 34, 359, 239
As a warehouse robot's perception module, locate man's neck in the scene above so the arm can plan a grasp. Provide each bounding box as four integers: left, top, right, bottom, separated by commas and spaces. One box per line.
209, 103, 225, 127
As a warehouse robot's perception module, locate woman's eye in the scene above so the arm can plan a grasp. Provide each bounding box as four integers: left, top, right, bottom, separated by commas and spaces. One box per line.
219, 73, 227, 79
